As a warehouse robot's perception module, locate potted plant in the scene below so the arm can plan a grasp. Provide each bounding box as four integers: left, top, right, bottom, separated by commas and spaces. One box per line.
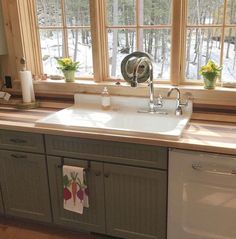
57, 57, 80, 82
199, 60, 222, 89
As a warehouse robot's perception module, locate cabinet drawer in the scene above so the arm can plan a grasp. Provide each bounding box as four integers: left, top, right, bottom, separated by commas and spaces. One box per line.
0, 130, 44, 153
45, 135, 167, 169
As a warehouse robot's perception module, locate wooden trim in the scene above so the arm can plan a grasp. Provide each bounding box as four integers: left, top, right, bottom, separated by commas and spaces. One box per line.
90, 0, 107, 82
219, 0, 228, 83
106, 25, 172, 29
170, 0, 182, 85
1, 0, 23, 78
0, 0, 17, 80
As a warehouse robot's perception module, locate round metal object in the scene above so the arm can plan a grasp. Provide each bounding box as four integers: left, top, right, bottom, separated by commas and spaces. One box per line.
120, 51, 152, 84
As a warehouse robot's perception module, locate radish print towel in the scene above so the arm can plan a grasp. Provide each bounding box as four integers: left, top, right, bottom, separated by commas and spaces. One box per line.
63, 165, 89, 214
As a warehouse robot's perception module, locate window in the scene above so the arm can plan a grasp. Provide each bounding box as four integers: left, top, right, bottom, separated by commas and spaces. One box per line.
16, 0, 235, 85
35, 0, 93, 77
184, 0, 236, 83
106, 0, 172, 81
33, 0, 173, 81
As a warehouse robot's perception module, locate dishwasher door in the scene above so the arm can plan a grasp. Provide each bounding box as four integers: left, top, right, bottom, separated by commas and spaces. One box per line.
168, 149, 236, 239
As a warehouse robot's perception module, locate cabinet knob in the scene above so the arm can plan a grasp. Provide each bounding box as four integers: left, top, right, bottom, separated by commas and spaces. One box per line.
104, 173, 110, 178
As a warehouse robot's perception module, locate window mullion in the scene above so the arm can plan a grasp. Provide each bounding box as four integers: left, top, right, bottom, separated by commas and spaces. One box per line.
219, 0, 228, 83
90, 0, 107, 81
170, 0, 183, 85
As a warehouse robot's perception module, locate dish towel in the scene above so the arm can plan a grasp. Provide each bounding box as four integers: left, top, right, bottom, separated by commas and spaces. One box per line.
63, 165, 89, 214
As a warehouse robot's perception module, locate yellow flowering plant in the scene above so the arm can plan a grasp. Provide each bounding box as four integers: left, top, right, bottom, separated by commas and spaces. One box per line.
199, 60, 222, 81
57, 57, 80, 72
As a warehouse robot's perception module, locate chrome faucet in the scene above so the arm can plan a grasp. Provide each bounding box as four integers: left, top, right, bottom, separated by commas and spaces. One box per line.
167, 87, 187, 116
130, 56, 156, 112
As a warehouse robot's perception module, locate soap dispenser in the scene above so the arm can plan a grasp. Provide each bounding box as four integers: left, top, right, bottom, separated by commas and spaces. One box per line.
101, 87, 111, 110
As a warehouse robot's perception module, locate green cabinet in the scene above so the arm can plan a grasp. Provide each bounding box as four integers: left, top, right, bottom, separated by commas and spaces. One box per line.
104, 163, 167, 239
47, 156, 106, 233
0, 150, 52, 222
47, 156, 167, 239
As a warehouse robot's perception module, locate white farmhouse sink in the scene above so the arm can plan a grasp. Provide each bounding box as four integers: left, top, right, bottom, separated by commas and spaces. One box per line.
36, 94, 192, 140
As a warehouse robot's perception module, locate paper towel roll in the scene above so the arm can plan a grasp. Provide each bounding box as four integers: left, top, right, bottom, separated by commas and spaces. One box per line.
19, 70, 35, 103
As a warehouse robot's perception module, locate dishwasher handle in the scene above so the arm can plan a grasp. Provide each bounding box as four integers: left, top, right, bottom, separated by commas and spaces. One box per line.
192, 163, 236, 176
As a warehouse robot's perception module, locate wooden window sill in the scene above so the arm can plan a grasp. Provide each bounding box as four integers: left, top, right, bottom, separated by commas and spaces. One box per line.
7, 79, 236, 107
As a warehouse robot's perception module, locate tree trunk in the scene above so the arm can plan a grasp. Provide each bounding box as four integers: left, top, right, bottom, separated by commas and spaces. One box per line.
111, 0, 118, 76
186, 29, 193, 77
160, 31, 166, 78
139, 0, 144, 51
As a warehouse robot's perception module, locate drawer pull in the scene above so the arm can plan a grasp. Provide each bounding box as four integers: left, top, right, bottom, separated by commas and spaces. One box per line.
10, 138, 27, 144
11, 154, 27, 159
192, 163, 236, 176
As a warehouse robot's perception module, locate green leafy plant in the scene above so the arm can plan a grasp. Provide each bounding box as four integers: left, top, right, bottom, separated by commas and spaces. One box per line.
57, 57, 80, 71
199, 60, 222, 81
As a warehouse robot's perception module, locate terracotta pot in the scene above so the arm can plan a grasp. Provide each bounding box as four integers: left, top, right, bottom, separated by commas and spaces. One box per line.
63, 70, 75, 82
203, 77, 217, 90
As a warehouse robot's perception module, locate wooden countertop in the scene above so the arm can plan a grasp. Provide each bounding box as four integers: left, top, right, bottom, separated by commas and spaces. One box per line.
0, 106, 235, 156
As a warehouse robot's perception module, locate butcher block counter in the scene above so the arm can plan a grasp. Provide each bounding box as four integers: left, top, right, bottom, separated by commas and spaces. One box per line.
0, 105, 235, 156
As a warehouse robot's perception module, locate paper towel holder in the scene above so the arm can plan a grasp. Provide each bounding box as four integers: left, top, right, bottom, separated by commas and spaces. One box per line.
16, 57, 40, 109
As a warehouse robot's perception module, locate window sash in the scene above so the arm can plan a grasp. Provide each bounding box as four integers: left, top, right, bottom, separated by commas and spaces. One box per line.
16, 0, 236, 85
181, 0, 236, 84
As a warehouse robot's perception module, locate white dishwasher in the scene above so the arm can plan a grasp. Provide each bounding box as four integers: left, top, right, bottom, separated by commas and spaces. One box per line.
168, 149, 236, 239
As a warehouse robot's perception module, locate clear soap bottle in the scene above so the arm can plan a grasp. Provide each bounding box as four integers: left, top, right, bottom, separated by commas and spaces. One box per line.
101, 87, 111, 110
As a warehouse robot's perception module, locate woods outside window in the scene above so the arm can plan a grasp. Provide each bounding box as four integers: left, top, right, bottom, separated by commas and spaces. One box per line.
31, 0, 235, 84
183, 0, 236, 84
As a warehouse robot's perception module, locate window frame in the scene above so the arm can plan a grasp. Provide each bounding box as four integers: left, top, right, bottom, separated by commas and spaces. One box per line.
1, 0, 236, 108
180, 0, 236, 84
29, 0, 177, 83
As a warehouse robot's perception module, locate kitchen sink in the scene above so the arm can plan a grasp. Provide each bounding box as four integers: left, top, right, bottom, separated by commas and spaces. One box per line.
36, 94, 192, 140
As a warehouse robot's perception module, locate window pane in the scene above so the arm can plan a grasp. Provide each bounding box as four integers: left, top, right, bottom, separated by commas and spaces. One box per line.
68, 29, 93, 76
226, 0, 236, 24
187, 0, 224, 25
222, 28, 236, 82
141, 29, 171, 80
39, 29, 63, 75
36, 0, 62, 26
185, 28, 222, 80
142, 0, 172, 25
107, 0, 136, 26
108, 29, 136, 77
65, 0, 90, 26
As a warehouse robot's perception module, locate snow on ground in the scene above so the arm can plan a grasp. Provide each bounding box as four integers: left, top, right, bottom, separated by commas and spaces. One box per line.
39, 30, 235, 82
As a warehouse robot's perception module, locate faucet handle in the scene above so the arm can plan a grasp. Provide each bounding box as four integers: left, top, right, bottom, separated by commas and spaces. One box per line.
179, 98, 188, 107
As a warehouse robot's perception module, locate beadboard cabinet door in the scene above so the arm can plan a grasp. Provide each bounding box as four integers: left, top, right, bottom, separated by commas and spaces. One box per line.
0, 150, 52, 222
47, 156, 105, 234
104, 163, 167, 239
